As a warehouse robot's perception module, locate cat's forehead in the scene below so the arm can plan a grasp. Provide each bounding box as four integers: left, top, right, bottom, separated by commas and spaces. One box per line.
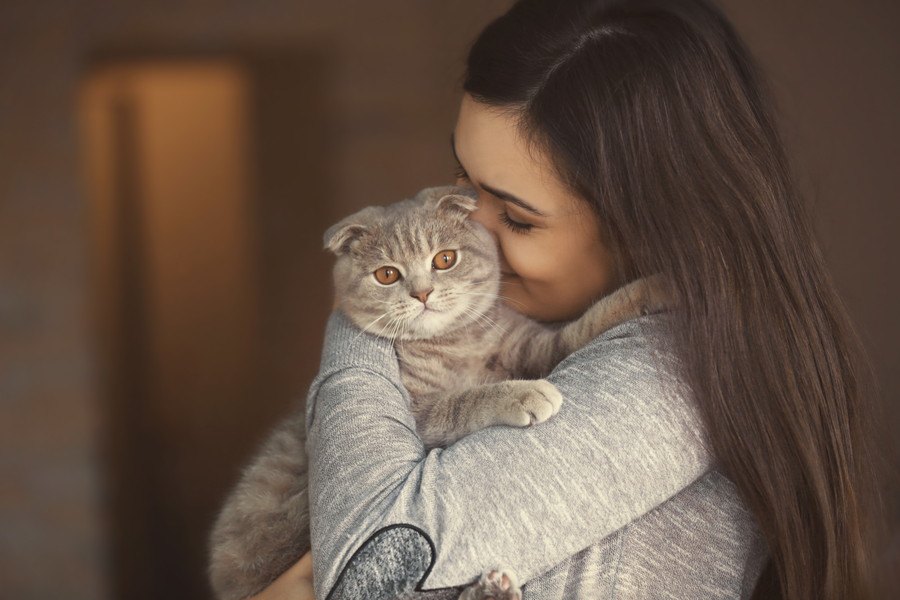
349, 210, 463, 268
381, 210, 463, 252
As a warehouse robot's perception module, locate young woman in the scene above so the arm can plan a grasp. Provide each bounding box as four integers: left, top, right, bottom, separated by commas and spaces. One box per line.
247, 0, 889, 598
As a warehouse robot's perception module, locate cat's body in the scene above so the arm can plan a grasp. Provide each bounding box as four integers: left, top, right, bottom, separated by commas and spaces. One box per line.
396, 281, 663, 449
208, 185, 670, 600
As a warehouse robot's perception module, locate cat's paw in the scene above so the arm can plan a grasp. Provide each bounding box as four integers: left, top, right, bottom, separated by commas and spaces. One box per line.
498, 379, 563, 427
458, 569, 522, 600
628, 272, 672, 316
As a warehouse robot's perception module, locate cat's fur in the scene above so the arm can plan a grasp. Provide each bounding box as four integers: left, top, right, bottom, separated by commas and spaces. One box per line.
207, 185, 671, 600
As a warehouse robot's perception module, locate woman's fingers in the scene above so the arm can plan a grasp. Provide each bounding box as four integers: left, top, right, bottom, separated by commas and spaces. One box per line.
297, 550, 313, 579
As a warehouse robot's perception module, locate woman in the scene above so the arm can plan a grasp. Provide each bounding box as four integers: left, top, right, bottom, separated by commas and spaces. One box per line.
243, 0, 889, 597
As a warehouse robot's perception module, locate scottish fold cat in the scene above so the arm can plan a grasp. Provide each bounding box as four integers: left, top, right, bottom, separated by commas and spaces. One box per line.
208, 185, 670, 600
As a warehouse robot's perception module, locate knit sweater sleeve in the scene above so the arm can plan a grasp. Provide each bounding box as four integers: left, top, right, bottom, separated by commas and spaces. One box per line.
305, 307, 713, 599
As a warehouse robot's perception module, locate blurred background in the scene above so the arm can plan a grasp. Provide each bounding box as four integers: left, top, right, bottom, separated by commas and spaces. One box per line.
0, 1, 897, 598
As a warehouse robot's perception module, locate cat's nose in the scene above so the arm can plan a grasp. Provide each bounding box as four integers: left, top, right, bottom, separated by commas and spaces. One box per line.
410, 288, 433, 304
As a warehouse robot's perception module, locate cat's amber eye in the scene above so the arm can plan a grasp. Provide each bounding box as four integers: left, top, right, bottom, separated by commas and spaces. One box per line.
432, 249, 458, 270
373, 266, 401, 285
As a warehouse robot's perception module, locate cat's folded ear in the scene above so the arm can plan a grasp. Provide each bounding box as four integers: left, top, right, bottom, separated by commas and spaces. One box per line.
430, 189, 478, 222
323, 205, 384, 256
412, 185, 477, 221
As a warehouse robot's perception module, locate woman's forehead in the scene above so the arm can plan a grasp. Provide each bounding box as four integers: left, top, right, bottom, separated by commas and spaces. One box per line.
453, 95, 587, 219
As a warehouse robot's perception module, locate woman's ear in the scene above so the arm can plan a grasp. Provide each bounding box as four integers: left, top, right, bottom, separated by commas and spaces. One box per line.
323, 206, 383, 255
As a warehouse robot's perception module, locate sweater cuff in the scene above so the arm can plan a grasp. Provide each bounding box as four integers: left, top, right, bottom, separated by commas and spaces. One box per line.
317, 308, 401, 381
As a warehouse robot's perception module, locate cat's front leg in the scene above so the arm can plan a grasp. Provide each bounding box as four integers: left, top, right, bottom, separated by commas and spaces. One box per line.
413, 379, 563, 448
556, 272, 672, 352
458, 569, 522, 600
494, 273, 672, 378
554, 273, 671, 362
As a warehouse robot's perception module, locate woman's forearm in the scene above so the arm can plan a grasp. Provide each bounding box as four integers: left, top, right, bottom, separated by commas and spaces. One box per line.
305, 308, 713, 597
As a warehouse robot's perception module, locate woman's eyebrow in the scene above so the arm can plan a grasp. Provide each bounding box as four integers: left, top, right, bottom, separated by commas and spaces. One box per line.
450, 131, 549, 218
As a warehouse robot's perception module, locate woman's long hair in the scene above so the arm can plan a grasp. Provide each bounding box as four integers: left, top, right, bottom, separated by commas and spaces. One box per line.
458, 0, 892, 597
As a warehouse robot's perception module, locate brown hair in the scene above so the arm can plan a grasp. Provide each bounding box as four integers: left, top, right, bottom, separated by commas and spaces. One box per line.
458, 0, 892, 597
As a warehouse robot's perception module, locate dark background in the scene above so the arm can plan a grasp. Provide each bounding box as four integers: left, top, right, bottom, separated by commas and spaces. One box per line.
0, 1, 897, 598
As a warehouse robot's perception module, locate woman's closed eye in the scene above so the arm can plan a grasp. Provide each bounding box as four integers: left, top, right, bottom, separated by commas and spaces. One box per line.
454, 164, 534, 234
497, 210, 533, 234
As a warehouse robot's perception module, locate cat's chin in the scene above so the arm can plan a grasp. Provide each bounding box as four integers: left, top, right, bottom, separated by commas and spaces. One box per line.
404, 308, 450, 339
411, 304, 497, 339
400, 305, 474, 339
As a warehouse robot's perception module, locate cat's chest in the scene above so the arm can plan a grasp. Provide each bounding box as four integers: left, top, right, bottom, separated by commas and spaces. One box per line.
395, 330, 509, 398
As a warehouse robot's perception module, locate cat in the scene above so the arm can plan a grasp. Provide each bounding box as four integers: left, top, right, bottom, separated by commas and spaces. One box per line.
207, 184, 671, 600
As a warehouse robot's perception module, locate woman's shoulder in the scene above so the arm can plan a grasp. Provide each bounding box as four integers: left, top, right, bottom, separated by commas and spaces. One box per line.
557, 309, 681, 374
548, 309, 700, 426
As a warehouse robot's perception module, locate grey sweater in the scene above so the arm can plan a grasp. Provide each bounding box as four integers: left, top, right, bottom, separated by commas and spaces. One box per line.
304, 307, 770, 599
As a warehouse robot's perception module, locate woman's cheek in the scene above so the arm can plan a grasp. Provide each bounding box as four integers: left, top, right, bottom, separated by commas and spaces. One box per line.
505, 238, 556, 284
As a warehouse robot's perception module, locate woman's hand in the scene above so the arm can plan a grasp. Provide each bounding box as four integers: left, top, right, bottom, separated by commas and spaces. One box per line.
249, 551, 314, 600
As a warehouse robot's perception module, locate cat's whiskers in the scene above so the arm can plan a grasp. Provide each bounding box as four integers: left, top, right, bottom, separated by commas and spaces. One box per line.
402, 314, 413, 341
450, 286, 529, 310
352, 310, 392, 345
471, 307, 508, 336
349, 304, 419, 345
382, 315, 397, 343
461, 304, 508, 336
391, 314, 410, 345
451, 292, 528, 316
384, 315, 399, 345
458, 305, 491, 331
400, 316, 413, 342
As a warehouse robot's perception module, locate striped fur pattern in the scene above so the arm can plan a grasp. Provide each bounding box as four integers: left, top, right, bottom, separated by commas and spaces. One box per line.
207, 184, 671, 600
327, 185, 670, 448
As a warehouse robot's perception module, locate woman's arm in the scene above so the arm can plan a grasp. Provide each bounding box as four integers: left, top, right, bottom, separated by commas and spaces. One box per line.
306, 308, 713, 598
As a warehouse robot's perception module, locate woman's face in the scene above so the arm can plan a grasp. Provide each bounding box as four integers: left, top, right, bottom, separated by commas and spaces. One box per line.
451, 93, 621, 323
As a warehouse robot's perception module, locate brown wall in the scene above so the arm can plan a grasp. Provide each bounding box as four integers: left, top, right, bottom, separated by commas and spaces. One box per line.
0, 1, 897, 598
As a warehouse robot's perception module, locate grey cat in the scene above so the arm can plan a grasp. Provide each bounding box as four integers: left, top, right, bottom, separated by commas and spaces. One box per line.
207, 185, 670, 600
